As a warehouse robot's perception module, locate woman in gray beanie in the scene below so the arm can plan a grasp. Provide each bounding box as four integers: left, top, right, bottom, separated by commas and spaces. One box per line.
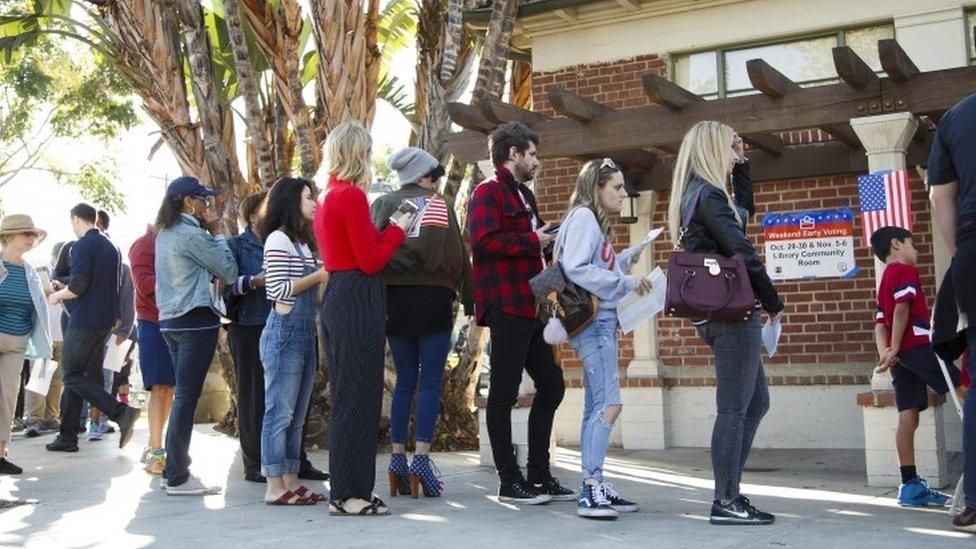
370, 147, 473, 499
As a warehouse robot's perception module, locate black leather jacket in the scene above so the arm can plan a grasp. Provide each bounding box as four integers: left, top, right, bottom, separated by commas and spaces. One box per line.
678, 161, 784, 315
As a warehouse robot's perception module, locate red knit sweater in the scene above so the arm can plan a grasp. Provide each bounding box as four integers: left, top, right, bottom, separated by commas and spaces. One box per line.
314, 175, 405, 275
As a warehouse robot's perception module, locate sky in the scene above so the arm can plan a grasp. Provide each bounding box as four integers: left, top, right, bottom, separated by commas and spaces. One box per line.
4, 47, 418, 268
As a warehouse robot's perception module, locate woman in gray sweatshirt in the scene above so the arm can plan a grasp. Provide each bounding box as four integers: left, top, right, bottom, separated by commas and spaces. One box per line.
555, 158, 651, 520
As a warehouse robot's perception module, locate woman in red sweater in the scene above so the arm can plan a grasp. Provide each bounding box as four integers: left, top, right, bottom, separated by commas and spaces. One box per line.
314, 121, 415, 516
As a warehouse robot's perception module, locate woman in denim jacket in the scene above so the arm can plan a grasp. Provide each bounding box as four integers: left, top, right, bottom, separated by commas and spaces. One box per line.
555, 159, 651, 520
154, 176, 238, 496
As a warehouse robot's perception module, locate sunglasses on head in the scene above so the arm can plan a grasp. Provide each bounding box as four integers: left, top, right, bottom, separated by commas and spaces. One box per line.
600, 158, 618, 170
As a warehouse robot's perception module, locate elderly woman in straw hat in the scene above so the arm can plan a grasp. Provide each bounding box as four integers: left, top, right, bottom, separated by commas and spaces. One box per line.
0, 214, 53, 475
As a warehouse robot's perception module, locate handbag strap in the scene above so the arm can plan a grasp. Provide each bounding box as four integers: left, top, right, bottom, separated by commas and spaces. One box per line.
675, 182, 707, 251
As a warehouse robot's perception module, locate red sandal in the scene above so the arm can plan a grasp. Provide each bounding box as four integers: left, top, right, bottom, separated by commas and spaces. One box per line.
265, 490, 314, 506
294, 486, 326, 502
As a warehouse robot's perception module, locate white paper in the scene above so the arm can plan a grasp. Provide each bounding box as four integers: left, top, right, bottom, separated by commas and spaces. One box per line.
103, 338, 127, 373
617, 266, 668, 334
762, 316, 783, 358
405, 197, 430, 238
26, 359, 58, 396
640, 227, 664, 249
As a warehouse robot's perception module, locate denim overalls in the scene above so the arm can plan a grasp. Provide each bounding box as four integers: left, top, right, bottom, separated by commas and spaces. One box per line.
259, 243, 319, 477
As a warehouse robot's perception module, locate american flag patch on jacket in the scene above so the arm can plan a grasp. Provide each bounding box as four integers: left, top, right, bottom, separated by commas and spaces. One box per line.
420, 195, 450, 228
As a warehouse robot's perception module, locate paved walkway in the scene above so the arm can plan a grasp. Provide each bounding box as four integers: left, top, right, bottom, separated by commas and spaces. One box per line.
0, 423, 970, 548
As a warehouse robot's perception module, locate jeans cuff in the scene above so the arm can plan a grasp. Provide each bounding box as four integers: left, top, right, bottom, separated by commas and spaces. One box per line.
285, 459, 302, 475
262, 463, 286, 477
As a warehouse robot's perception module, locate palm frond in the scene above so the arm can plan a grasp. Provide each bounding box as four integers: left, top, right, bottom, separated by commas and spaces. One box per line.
377, 72, 417, 128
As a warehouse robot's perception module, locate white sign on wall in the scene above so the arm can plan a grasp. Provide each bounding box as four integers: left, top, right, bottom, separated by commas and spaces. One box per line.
762, 209, 857, 281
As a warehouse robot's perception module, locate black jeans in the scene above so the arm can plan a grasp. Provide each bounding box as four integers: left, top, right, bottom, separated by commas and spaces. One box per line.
485, 307, 565, 484
59, 326, 124, 442
228, 323, 313, 476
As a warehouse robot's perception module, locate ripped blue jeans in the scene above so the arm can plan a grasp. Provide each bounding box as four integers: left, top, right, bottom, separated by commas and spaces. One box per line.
570, 317, 621, 482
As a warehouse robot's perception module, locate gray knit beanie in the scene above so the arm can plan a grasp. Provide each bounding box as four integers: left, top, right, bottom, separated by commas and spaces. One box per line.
389, 147, 440, 186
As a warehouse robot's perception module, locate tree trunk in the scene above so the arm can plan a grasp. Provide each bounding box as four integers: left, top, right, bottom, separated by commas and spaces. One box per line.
308, 0, 381, 132
223, 0, 274, 188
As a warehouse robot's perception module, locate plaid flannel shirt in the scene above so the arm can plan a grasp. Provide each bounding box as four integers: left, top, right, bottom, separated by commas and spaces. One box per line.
467, 165, 546, 326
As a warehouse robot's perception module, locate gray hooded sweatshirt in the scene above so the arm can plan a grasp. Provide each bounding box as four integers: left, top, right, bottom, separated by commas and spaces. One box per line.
556, 207, 639, 321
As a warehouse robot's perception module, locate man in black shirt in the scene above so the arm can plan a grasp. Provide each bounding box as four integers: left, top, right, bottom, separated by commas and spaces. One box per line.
45, 203, 141, 452
928, 92, 976, 532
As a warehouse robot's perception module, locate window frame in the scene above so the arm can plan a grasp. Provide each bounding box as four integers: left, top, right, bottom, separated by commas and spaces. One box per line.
669, 23, 894, 99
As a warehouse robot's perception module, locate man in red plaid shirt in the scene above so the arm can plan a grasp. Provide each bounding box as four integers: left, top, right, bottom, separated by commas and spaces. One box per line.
468, 122, 572, 505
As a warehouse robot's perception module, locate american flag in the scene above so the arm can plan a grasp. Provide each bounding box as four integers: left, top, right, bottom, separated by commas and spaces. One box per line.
420, 195, 450, 228
857, 169, 913, 246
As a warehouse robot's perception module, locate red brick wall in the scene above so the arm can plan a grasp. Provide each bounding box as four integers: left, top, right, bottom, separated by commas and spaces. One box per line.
651, 172, 935, 368
530, 55, 937, 373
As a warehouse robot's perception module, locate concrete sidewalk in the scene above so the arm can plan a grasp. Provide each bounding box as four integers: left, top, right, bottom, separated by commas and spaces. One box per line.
0, 423, 970, 548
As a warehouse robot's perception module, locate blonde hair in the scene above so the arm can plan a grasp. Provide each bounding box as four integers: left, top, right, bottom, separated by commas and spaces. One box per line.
667, 120, 740, 247
565, 159, 621, 238
323, 121, 373, 191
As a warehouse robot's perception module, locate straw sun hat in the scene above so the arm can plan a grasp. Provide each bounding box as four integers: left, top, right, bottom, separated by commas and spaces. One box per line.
0, 214, 48, 246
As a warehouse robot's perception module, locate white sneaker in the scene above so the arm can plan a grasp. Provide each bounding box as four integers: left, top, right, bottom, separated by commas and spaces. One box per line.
165, 475, 222, 496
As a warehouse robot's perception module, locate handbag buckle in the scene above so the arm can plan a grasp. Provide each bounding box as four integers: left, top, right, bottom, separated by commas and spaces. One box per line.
703, 258, 721, 276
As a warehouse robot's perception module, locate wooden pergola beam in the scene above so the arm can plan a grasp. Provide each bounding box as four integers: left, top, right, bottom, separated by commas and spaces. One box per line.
832, 46, 879, 89
741, 133, 784, 156
642, 74, 703, 110
444, 64, 976, 163
548, 88, 613, 122
879, 39, 920, 83
606, 149, 657, 171
746, 59, 799, 98
627, 132, 934, 192
615, 0, 641, 11
447, 102, 496, 133
477, 96, 549, 126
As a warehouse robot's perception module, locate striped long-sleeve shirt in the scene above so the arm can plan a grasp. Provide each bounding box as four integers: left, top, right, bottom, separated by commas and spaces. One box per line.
263, 230, 318, 305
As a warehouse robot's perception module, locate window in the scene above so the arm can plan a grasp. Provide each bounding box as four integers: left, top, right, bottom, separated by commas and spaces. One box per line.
672, 24, 894, 98
968, 10, 976, 65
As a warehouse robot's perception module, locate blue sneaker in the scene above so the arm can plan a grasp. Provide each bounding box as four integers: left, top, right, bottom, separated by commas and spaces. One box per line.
600, 482, 640, 512
577, 483, 617, 520
87, 420, 103, 441
898, 476, 951, 507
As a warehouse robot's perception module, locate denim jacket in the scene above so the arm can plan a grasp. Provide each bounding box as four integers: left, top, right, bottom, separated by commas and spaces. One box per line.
155, 214, 238, 321
225, 229, 271, 326
0, 260, 52, 360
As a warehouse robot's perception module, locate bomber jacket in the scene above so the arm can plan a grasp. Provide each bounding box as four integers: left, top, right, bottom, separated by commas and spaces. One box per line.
370, 184, 474, 315
678, 161, 783, 315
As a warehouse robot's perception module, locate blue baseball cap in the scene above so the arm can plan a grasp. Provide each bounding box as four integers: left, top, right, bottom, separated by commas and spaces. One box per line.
166, 176, 220, 199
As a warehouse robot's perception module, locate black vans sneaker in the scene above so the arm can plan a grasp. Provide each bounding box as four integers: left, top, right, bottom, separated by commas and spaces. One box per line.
531, 476, 577, 501
498, 480, 552, 505
710, 497, 774, 525
600, 482, 640, 512
577, 483, 617, 520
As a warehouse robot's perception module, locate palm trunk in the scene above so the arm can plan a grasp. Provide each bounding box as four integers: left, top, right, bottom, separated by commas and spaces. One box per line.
223, 0, 274, 188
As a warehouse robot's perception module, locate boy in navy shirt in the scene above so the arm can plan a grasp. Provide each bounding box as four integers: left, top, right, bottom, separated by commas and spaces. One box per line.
871, 226, 964, 506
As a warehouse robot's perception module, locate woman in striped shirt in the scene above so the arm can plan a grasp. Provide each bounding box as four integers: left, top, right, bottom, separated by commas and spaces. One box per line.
0, 214, 53, 476
258, 177, 327, 506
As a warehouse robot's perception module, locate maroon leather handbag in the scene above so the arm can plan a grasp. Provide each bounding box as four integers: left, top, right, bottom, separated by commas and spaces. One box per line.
665, 184, 756, 322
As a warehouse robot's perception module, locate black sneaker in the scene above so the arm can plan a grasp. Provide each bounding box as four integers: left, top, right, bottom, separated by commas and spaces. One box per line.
953, 506, 976, 533
298, 463, 329, 481
498, 479, 552, 505
244, 471, 267, 483
600, 482, 640, 512
46, 436, 79, 453
115, 406, 141, 449
23, 421, 41, 438
0, 459, 22, 475
710, 498, 774, 525
736, 495, 774, 523
577, 483, 618, 520
531, 476, 577, 501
